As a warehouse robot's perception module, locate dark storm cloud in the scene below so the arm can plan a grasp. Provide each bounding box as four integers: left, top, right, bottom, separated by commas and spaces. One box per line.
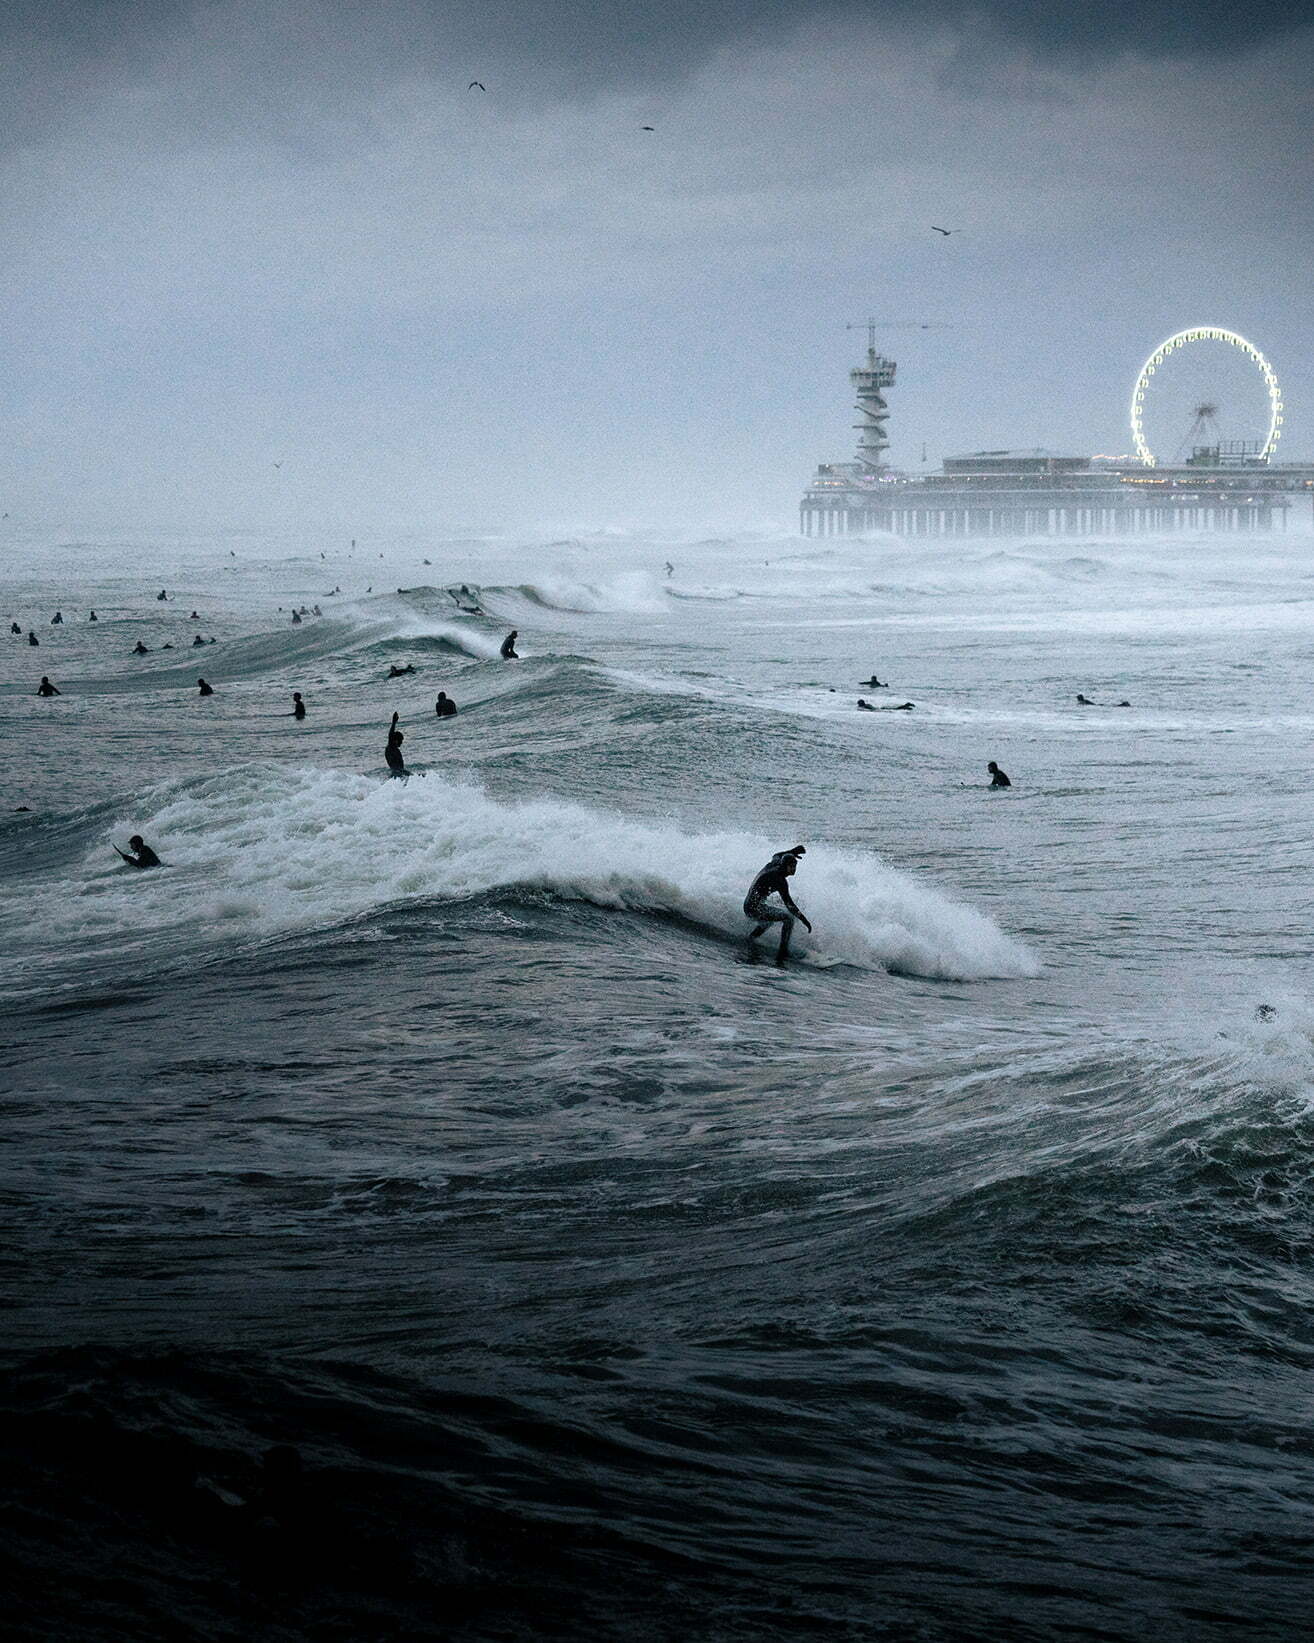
3, 0, 1310, 89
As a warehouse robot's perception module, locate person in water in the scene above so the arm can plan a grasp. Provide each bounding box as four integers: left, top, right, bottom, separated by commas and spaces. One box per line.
197, 678, 214, 696
51, 611, 62, 624
987, 760, 1011, 788
435, 691, 457, 717
1075, 694, 1095, 705
859, 675, 885, 688
291, 610, 302, 624
385, 712, 407, 776
116, 835, 162, 869
744, 848, 811, 961
857, 698, 875, 711
133, 640, 149, 655
28, 631, 39, 646
190, 610, 200, 619
500, 631, 519, 659
36, 676, 60, 696
10, 621, 21, 634
89, 611, 97, 621
192, 633, 206, 646
387, 663, 415, 678
291, 692, 306, 719
156, 589, 168, 601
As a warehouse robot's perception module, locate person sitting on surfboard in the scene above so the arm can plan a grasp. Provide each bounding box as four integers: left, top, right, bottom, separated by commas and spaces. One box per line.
500, 631, 519, 659
115, 835, 161, 869
434, 692, 457, 717
744, 849, 811, 961
987, 761, 1011, 788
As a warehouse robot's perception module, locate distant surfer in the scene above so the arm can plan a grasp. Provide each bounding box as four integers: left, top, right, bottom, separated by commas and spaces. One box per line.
132, 640, 149, 655
291, 691, 306, 719
1075, 694, 1095, 705
291, 610, 302, 624
115, 835, 162, 869
89, 611, 97, 621
51, 611, 63, 624
190, 610, 200, 619
36, 676, 60, 697
385, 712, 407, 776
10, 621, 21, 634
500, 631, 519, 659
435, 691, 457, 717
28, 631, 39, 646
859, 675, 885, 688
744, 848, 811, 962
857, 698, 876, 711
387, 663, 415, 678
192, 633, 206, 646
664, 561, 674, 578
987, 760, 1011, 788
197, 678, 214, 696
156, 589, 168, 601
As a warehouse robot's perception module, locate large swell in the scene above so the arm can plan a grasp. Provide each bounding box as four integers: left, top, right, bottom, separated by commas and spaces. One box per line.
4, 524, 1314, 1642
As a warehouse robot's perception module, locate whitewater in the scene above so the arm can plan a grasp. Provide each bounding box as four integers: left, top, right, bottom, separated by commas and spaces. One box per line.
4, 523, 1314, 1642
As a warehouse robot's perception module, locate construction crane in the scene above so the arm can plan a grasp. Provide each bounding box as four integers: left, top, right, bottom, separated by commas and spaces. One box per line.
845, 318, 951, 352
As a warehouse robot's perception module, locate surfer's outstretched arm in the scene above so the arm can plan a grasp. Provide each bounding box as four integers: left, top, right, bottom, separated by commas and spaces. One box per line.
781, 890, 811, 931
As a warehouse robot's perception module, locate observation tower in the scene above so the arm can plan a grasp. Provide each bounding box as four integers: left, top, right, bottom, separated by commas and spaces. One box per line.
849, 320, 897, 472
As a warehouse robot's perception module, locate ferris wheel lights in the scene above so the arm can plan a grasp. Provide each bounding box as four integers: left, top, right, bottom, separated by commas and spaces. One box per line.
1129, 326, 1282, 467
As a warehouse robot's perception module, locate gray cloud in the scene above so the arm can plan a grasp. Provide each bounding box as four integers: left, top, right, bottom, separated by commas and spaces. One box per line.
0, 3, 1311, 529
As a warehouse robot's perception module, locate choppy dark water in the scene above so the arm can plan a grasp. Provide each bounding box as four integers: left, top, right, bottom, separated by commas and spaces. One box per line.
4, 528, 1314, 1640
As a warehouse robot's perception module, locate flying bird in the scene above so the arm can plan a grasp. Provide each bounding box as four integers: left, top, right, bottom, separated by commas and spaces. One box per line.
273, 461, 283, 469
469, 81, 486, 91
641, 125, 654, 131
931, 226, 957, 236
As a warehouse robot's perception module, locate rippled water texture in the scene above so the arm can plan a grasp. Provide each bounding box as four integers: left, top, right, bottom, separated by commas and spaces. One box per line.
3, 527, 1314, 1640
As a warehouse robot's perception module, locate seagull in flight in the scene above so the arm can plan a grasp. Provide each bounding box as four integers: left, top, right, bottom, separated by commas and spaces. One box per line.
469, 81, 486, 91
931, 226, 957, 236
273, 461, 283, 469
641, 125, 654, 130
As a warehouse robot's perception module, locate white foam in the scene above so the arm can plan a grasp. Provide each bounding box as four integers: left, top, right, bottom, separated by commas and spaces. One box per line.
2, 767, 1039, 985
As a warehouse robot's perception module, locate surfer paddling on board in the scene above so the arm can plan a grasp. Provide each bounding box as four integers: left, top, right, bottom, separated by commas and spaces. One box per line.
115, 835, 161, 869
744, 846, 811, 962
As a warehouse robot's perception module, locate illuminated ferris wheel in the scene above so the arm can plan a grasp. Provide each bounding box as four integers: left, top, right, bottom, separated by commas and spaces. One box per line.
1129, 326, 1283, 468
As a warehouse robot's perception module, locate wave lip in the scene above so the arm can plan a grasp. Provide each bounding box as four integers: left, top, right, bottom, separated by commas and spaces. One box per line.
0, 767, 1039, 989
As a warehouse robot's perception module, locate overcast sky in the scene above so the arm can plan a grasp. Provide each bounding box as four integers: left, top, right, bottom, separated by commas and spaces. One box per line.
2, 0, 1311, 533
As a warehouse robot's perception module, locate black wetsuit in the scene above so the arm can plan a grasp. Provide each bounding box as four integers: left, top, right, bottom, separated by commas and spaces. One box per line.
744, 858, 808, 957
385, 716, 406, 775
36, 679, 60, 697
435, 695, 457, 717
118, 843, 161, 869
292, 696, 306, 719
198, 680, 214, 696
500, 633, 518, 659
989, 765, 1011, 788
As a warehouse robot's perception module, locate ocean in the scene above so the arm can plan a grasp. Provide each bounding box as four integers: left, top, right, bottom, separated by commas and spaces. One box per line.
3, 524, 1314, 1641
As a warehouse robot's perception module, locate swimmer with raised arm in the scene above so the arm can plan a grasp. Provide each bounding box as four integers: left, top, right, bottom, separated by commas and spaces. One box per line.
744, 847, 811, 962
385, 712, 407, 776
